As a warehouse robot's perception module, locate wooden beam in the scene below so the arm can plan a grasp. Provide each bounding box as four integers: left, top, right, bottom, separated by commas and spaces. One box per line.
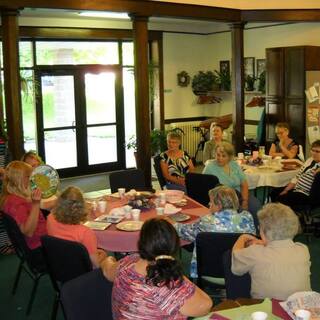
230, 22, 245, 153
131, 14, 152, 188
1, 9, 24, 159
0, 0, 240, 22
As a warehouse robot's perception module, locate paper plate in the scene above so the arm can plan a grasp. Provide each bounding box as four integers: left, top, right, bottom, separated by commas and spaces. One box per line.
30, 165, 60, 199
116, 221, 144, 232
170, 213, 190, 222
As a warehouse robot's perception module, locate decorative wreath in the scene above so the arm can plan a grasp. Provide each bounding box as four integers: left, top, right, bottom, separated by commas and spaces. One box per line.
177, 71, 190, 87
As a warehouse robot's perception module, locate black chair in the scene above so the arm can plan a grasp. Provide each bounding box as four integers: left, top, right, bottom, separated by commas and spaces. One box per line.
153, 155, 167, 190
196, 232, 243, 290
185, 172, 220, 206
222, 250, 251, 299
109, 168, 147, 193
41, 235, 93, 320
2, 212, 47, 315
61, 268, 113, 320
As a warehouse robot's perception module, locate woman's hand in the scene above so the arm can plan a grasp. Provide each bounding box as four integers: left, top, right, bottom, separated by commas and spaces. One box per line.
31, 188, 42, 203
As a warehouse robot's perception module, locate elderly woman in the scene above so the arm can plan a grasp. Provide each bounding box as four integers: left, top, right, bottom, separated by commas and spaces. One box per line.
202, 123, 225, 163
232, 203, 311, 300
202, 142, 261, 218
174, 185, 256, 278
160, 131, 195, 191
21, 150, 43, 169
47, 186, 106, 267
101, 218, 212, 319
271, 139, 320, 207
269, 122, 298, 159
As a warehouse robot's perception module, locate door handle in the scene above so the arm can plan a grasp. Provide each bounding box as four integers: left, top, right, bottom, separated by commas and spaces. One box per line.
72, 121, 76, 132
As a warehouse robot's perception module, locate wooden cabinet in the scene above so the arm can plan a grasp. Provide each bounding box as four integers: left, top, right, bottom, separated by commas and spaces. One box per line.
266, 46, 320, 148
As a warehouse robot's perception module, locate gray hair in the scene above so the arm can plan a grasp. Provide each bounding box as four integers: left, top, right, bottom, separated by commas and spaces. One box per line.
215, 141, 234, 159
208, 185, 239, 210
258, 203, 299, 241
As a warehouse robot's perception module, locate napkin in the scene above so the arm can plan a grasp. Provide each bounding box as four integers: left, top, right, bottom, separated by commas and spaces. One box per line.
109, 207, 126, 216
164, 203, 182, 215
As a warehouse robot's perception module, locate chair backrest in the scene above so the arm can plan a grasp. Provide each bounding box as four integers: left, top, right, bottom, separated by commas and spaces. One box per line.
153, 155, 167, 190
185, 172, 220, 206
309, 172, 320, 207
41, 236, 92, 288
61, 268, 113, 320
196, 232, 242, 281
222, 250, 251, 299
109, 169, 146, 193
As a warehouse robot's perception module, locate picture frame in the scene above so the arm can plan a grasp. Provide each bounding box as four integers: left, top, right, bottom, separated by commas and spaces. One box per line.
244, 57, 255, 77
219, 60, 230, 75
256, 59, 266, 77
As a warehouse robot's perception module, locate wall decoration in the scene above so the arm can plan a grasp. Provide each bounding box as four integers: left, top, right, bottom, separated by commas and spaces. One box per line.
219, 60, 230, 75
244, 57, 255, 77
256, 59, 266, 77
177, 71, 190, 87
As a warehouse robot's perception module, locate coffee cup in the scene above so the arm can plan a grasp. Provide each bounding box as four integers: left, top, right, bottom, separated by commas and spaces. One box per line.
124, 205, 132, 219
156, 207, 164, 215
118, 188, 126, 198
98, 200, 107, 213
295, 309, 311, 320
131, 209, 141, 221
238, 152, 244, 160
251, 311, 268, 320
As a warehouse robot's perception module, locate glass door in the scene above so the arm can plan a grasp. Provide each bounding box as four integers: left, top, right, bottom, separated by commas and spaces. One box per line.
35, 65, 125, 177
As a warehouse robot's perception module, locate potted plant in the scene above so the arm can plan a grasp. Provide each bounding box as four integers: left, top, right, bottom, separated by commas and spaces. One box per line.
214, 69, 231, 91
125, 135, 137, 153
191, 71, 217, 95
245, 74, 256, 91
257, 71, 266, 93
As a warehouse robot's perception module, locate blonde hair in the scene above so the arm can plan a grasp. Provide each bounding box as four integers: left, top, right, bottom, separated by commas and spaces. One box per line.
54, 186, 87, 225
21, 151, 43, 166
209, 185, 239, 210
215, 141, 234, 158
275, 122, 290, 131
167, 131, 182, 142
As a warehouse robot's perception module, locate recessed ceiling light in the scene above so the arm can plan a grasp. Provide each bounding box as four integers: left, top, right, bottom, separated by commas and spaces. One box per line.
78, 11, 129, 19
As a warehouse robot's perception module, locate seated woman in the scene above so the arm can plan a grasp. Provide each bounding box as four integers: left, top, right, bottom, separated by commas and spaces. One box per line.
0, 161, 46, 255
269, 122, 298, 159
21, 150, 43, 168
271, 139, 320, 207
202, 123, 225, 163
174, 185, 256, 278
101, 218, 212, 319
160, 131, 195, 192
202, 142, 261, 219
232, 203, 311, 300
47, 186, 106, 267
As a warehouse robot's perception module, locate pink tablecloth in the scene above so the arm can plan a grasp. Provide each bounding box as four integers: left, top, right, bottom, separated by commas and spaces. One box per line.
94, 196, 209, 253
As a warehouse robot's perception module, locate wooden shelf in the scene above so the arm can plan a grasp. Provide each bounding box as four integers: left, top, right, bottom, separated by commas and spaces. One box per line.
211, 90, 265, 95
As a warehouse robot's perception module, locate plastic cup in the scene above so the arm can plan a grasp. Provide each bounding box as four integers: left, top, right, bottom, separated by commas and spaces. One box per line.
295, 309, 311, 320
124, 205, 132, 219
238, 152, 244, 160
118, 188, 126, 198
131, 209, 141, 221
252, 151, 259, 160
251, 311, 268, 320
159, 192, 166, 206
156, 207, 164, 215
98, 200, 107, 213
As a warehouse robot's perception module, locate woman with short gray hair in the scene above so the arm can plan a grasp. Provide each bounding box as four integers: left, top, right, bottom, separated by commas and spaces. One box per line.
232, 202, 311, 300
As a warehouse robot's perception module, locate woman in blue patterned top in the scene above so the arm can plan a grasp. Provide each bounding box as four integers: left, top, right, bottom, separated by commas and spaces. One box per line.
174, 185, 256, 278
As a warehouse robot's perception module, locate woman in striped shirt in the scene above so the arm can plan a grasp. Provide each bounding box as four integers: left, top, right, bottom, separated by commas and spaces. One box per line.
273, 139, 320, 207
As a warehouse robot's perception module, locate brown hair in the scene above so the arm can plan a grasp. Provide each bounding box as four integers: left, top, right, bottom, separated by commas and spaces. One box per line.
21, 151, 43, 166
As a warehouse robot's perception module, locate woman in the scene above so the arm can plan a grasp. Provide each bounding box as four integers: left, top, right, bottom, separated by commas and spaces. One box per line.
202, 123, 225, 163
0, 161, 46, 251
47, 186, 106, 267
101, 218, 212, 319
160, 131, 195, 191
174, 185, 256, 278
232, 203, 311, 300
269, 122, 298, 159
271, 139, 320, 207
22, 150, 43, 169
202, 142, 261, 217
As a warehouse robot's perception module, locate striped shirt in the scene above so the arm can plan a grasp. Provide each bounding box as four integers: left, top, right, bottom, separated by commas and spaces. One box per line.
112, 254, 195, 320
292, 157, 320, 196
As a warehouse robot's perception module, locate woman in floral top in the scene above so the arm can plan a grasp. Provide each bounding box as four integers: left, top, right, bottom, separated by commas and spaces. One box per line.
174, 185, 256, 278
101, 218, 212, 320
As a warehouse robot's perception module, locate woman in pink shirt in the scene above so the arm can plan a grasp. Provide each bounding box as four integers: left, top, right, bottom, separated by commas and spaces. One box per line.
1, 161, 46, 250
47, 186, 106, 267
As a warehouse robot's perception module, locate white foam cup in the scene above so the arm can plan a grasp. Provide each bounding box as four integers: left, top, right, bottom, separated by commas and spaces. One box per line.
131, 209, 141, 221
118, 188, 126, 198
251, 311, 268, 320
238, 152, 244, 159
156, 207, 164, 215
124, 205, 132, 219
98, 200, 107, 213
295, 309, 311, 320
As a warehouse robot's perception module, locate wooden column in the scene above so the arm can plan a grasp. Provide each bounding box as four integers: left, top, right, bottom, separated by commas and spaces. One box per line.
1, 9, 24, 159
230, 22, 246, 153
131, 15, 152, 188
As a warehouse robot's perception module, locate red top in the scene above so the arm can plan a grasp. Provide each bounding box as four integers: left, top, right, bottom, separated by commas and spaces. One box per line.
3, 194, 47, 249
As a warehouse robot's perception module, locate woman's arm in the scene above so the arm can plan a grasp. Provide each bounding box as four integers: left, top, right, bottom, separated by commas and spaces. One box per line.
188, 158, 195, 173
180, 277, 213, 317
279, 182, 296, 196
100, 256, 119, 282
279, 142, 298, 159
269, 143, 283, 158
240, 180, 249, 210
160, 160, 185, 186
232, 234, 262, 252
19, 188, 42, 237
90, 249, 107, 268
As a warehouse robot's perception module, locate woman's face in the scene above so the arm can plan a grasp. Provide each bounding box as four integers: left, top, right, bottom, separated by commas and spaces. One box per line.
209, 196, 221, 213
311, 145, 320, 162
25, 156, 40, 169
212, 126, 223, 141
275, 127, 289, 140
23, 171, 31, 189
216, 148, 231, 166
167, 138, 180, 151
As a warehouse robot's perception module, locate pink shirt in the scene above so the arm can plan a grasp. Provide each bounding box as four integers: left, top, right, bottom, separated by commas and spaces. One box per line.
3, 194, 47, 250
47, 213, 97, 255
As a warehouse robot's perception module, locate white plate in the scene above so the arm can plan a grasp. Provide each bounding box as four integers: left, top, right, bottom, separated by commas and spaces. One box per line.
84, 221, 111, 230
95, 215, 123, 224
116, 221, 144, 232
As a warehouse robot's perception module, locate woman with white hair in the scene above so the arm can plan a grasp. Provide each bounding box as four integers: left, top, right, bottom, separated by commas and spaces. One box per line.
202, 123, 225, 163
231, 203, 311, 300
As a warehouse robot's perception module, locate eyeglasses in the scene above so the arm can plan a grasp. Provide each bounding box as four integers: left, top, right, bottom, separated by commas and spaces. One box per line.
311, 149, 320, 153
